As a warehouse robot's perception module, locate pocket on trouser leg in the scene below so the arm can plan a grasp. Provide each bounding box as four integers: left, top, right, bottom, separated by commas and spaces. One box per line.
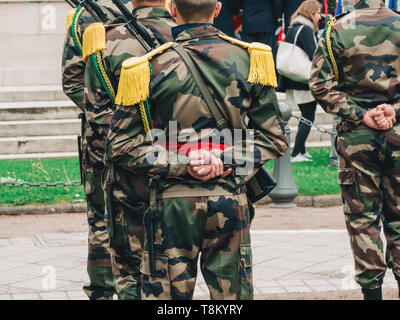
338, 168, 355, 186
238, 244, 253, 300
84, 168, 97, 220
140, 251, 171, 300
338, 167, 363, 215
106, 204, 128, 255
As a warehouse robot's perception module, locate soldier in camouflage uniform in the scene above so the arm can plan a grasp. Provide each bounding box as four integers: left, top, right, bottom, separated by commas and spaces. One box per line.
82, 1, 176, 299
106, 0, 288, 300
61, 0, 133, 300
310, 0, 400, 300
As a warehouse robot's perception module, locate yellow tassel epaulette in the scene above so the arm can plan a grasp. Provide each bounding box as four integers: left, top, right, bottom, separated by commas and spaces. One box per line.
116, 57, 151, 107
66, 9, 76, 33
82, 23, 106, 63
115, 42, 174, 106
218, 34, 278, 87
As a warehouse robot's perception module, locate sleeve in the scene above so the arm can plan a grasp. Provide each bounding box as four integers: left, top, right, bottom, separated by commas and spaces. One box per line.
105, 103, 188, 177
309, 34, 367, 125
219, 85, 288, 182
61, 27, 86, 111
392, 101, 400, 120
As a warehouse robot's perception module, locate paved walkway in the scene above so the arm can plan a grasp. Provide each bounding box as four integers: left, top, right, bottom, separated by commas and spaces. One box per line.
0, 229, 397, 300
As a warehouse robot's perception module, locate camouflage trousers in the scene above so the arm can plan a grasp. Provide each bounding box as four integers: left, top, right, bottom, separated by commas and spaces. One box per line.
81, 127, 116, 300
337, 122, 400, 290
141, 185, 253, 300
104, 165, 149, 300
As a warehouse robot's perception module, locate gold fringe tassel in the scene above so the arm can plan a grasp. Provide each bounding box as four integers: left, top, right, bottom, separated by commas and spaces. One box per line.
218, 34, 277, 87
66, 9, 76, 33
115, 57, 151, 106
247, 43, 278, 87
82, 23, 106, 63
115, 42, 174, 106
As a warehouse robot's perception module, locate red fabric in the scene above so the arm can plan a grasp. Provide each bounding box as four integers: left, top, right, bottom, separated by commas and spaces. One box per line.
165, 142, 229, 155
233, 13, 242, 33
324, 0, 329, 16
278, 24, 285, 42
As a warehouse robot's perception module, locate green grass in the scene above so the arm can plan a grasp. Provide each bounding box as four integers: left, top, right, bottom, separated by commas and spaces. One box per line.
265, 147, 340, 196
0, 148, 340, 206
0, 158, 84, 206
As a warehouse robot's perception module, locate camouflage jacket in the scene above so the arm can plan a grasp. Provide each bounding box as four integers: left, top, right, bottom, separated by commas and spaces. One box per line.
61, 0, 133, 110
309, 0, 400, 126
83, 7, 176, 164
106, 25, 288, 193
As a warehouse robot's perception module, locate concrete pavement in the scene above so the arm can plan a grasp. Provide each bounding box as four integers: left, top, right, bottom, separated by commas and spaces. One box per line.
0, 228, 398, 300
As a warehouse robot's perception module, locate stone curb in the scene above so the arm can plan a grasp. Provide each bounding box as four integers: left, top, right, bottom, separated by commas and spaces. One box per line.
257, 194, 342, 208
0, 203, 86, 216
0, 195, 342, 215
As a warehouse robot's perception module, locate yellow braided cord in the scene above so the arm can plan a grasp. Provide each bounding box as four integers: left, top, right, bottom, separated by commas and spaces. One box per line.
139, 101, 153, 142
72, 7, 85, 53
218, 33, 251, 49
95, 52, 116, 102
326, 18, 339, 81
66, 9, 75, 33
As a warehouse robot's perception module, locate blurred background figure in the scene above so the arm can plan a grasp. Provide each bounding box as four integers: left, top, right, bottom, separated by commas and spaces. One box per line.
388, 0, 399, 10
283, 1, 337, 37
214, 0, 242, 37
279, 0, 322, 163
283, 0, 304, 31
319, 0, 337, 16
241, 0, 283, 58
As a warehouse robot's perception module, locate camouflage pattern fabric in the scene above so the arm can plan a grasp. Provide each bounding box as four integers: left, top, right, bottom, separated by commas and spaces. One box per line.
82, 124, 115, 300
61, 0, 133, 300
106, 25, 288, 299
141, 193, 253, 300
103, 166, 149, 300
62, 0, 133, 110
310, 0, 400, 290
83, 6, 176, 300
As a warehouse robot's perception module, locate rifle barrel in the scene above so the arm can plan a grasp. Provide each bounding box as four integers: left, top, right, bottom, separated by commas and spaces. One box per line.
111, 0, 158, 51
65, 0, 77, 8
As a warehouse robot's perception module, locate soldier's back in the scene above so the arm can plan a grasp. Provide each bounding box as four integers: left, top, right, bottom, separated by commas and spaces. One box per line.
103, 7, 176, 83
330, 3, 400, 106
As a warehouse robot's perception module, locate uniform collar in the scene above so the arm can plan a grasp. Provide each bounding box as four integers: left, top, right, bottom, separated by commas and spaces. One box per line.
354, 0, 385, 10
173, 24, 219, 42
133, 6, 173, 20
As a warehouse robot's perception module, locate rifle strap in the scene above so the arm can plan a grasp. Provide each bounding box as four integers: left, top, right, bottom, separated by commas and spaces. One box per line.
172, 44, 228, 130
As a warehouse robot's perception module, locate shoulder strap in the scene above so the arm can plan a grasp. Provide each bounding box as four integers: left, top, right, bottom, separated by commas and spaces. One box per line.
172, 44, 228, 130
293, 25, 305, 46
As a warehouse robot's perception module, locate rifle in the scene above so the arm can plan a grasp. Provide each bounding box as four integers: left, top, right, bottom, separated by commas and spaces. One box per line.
111, 0, 158, 51
65, 0, 77, 8
67, 0, 109, 23
65, 0, 158, 52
